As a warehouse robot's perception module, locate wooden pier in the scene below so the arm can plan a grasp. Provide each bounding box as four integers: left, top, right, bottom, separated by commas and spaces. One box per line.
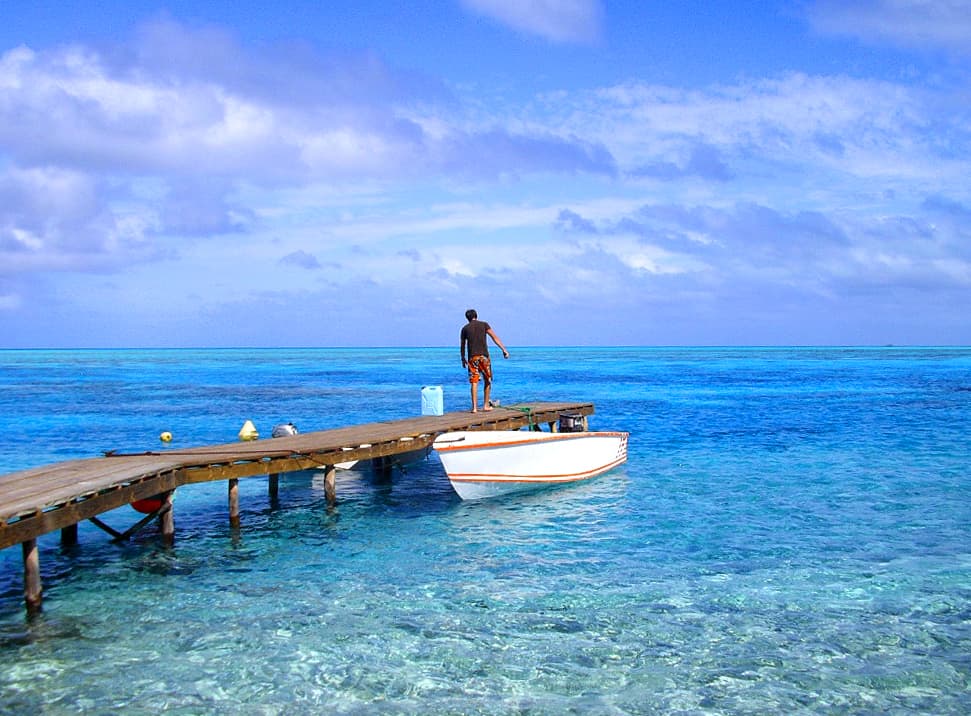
1, 401, 593, 614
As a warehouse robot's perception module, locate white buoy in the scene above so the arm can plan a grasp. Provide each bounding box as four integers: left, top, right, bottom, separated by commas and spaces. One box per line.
271, 422, 298, 438
238, 420, 259, 441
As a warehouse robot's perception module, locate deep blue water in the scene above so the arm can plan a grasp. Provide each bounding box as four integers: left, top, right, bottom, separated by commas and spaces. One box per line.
0, 347, 969, 714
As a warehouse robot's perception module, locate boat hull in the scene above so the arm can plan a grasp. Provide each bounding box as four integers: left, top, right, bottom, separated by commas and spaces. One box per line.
433, 430, 628, 500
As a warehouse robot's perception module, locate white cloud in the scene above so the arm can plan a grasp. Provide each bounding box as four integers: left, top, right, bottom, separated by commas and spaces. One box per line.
552, 199, 971, 304
809, 0, 971, 54
1, 22, 621, 184
0, 20, 623, 280
0, 165, 140, 273
0, 292, 22, 310
460, 0, 603, 43
0, 41, 388, 179
532, 73, 959, 187
279, 249, 321, 269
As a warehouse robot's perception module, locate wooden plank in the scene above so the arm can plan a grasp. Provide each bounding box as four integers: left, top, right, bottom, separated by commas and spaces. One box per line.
0, 457, 184, 502
0, 462, 184, 523
0, 470, 184, 549
0, 402, 595, 550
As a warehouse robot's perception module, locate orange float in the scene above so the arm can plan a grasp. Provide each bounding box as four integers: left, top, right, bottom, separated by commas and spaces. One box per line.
131, 495, 165, 514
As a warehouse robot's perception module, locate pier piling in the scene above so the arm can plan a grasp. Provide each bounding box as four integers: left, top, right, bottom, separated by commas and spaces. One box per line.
161, 492, 175, 546
60, 523, 78, 548
229, 478, 240, 528
324, 466, 336, 506
22, 539, 42, 615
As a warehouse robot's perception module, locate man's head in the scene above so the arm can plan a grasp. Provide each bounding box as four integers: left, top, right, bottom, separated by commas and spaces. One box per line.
465, 309, 477, 321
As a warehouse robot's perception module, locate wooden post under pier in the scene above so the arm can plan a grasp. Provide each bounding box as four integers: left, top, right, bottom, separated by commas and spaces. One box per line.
323, 466, 337, 506
228, 478, 240, 528
22, 539, 42, 615
60, 523, 78, 548
160, 492, 175, 546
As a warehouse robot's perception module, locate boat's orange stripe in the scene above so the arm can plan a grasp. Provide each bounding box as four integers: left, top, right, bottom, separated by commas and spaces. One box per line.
447, 456, 627, 483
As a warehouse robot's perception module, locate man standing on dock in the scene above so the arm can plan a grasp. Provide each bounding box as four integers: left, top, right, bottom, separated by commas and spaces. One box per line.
460, 309, 509, 413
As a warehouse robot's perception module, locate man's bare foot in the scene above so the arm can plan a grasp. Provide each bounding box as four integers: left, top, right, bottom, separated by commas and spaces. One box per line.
483, 405, 493, 411
471, 408, 478, 413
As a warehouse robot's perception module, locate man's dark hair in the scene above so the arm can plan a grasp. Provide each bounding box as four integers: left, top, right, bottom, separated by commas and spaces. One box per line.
465, 309, 477, 321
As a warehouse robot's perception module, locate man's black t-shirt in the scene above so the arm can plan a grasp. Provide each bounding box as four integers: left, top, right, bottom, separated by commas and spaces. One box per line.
461, 320, 491, 357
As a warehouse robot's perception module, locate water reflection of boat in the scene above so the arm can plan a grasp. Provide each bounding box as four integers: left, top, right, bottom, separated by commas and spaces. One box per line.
433, 430, 628, 500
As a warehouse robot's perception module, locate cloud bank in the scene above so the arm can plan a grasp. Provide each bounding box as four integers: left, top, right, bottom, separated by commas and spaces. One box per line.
1, 6, 969, 347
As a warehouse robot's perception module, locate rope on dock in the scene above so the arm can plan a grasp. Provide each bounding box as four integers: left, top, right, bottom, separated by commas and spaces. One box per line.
513, 406, 536, 430
103, 448, 299, 459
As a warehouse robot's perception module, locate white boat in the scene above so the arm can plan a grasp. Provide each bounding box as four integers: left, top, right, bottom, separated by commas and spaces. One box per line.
433, 429, 628, 500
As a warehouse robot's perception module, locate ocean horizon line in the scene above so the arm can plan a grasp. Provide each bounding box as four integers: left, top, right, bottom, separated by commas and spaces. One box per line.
1, 343, 969, 352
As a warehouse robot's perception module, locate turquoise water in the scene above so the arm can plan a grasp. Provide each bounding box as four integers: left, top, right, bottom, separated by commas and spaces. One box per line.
0, 347, 969, 714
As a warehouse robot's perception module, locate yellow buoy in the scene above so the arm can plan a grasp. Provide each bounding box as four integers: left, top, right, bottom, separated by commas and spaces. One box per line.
238, 420, 259, 441
159, 431, 173, 443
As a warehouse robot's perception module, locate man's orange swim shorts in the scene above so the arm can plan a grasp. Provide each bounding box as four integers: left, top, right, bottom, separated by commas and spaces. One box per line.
467, 355, 492, 384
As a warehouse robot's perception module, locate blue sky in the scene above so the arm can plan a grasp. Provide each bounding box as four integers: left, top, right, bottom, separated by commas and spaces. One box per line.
1, 0, 969, 347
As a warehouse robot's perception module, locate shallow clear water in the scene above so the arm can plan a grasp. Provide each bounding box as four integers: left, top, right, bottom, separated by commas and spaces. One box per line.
1, 347, 969, 714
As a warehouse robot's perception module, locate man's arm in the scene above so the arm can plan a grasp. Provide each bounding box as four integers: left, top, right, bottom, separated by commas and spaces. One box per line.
487, 328, 510, 359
